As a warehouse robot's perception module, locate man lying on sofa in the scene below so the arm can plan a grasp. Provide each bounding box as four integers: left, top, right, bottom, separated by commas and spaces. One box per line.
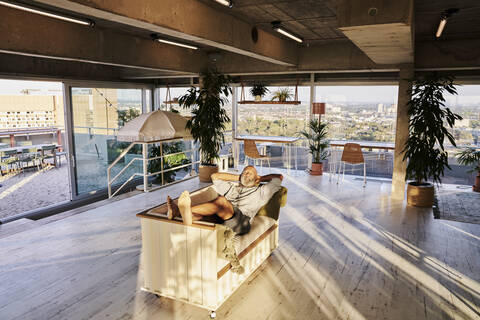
167, 166, 283, 235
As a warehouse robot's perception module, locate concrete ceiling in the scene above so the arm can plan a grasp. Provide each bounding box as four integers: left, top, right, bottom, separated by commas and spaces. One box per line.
415, 0, 480, 41
199, 0, 345, 44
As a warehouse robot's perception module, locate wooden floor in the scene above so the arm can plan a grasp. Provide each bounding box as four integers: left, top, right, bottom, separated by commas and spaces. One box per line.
0, 172, 479, 319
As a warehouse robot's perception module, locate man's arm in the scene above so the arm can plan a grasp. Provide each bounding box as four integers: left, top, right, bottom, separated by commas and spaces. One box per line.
259, 174, 283, 183
211, 172, 240, 182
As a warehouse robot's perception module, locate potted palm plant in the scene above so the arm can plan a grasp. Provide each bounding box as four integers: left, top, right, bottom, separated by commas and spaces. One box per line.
271, 88, 292, 102
457, 147, 480, 192
403, 73, 462, 207
298, 119, 329, 175
250, 83, 269, 102
179, 69, 232, 182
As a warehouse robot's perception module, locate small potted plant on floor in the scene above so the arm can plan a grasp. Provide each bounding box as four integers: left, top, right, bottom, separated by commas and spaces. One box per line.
403, 73, 462, 207
179, 69, 232, 182
298, 119, 329, 175
271, 88, 292, 102
457, 147, 480, 192
250, 83, 269, 102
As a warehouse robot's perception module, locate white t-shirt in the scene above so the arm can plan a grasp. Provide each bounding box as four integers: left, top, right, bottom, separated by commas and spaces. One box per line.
212, 178, 282, 221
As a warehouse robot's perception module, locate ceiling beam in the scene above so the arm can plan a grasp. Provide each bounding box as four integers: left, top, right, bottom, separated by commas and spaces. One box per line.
337, 0, 414, 65
32, 0, 298, 66
0, 6, 207, 75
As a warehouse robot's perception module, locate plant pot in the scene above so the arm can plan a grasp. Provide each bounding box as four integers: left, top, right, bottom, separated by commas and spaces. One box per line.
255, 95, 262, 102
198, 164, 218, 182
407, 182, 434, 207
310, 162, 323, 175
473, 174, 480, 192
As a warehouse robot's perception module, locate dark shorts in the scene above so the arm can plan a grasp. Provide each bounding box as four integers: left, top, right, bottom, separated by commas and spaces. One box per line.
223, 207, 251, 235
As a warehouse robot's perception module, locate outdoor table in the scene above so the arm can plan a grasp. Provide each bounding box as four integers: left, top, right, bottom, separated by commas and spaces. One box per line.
0, 144, 61, 167
235, 135, 300, 172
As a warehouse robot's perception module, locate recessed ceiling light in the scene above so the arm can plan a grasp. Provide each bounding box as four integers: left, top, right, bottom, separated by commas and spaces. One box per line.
271, 21, 303, 43
0, 0, 94, 26
214, 0, 234, 8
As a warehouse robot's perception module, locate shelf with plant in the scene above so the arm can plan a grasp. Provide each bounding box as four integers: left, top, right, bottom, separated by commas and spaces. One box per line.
239, 87, 300, 104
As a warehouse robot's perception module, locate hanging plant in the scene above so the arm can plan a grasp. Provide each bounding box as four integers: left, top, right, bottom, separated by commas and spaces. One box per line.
250, 83, 269, 101
271, 88, 292, 102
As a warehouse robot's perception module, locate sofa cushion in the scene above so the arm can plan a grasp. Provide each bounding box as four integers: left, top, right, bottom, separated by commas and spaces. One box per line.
232, 215, 276, 256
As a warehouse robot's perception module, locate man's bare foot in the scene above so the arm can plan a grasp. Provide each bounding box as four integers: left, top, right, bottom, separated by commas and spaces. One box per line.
178, 191, 193, 226
166, 196, 180, 220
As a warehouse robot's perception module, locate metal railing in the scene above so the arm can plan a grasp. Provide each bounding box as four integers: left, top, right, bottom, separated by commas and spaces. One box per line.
107, 139, 200, 198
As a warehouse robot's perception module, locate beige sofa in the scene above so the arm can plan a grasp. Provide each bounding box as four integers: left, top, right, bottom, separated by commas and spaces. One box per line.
137, 185, 287, 315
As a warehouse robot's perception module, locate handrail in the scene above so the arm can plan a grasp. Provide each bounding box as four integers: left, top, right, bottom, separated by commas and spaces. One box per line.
107, 142, 135, 197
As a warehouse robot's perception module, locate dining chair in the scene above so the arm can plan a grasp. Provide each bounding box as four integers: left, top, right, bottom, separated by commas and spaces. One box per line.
0, 149, 20, 173
244, 140, 270, 173
40, 145, 57, 168
20, 147, 41, 172
337, 143, 366, 187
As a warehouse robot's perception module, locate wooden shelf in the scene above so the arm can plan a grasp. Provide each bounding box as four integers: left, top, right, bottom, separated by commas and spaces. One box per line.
163, 101, 179, 104
238, 100, 301, 105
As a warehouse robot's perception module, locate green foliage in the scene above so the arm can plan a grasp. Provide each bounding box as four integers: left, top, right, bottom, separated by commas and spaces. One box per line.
271, 88, 292, 102
250, 83, 269, 97
457, 147, 480, 174
178, 69, 232, 165
403, 73, 463, 184
118, 107, 141, 127
148, 142, 191, 184
298, 119, 329, 163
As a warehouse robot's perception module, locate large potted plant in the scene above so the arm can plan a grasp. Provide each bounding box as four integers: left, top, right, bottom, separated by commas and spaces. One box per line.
179, 69, 232, 182
250, 83, 269, 101
403, 73, 462, 207
298, 119, 329, 175
457, 147, 480, 192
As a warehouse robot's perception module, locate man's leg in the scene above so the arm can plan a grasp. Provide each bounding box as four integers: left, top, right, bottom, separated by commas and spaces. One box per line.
169, 191, 234, 225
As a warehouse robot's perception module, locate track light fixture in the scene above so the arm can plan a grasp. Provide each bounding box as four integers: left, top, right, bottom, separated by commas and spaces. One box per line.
0, 0, 94, 26
214, 0, 234, 8
436, 8, 459, 38
271, 21, 303, 43
151, 34, 198, 50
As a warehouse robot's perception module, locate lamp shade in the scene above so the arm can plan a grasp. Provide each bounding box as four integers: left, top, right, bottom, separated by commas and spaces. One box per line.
117, 110, 191, 142
312, 102, 325, 115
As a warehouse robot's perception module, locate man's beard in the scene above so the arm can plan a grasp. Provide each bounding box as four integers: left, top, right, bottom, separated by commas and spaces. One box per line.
240, 175, 256, 188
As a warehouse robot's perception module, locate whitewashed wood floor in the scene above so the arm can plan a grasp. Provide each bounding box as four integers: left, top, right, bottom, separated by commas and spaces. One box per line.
0, 172, 479, 320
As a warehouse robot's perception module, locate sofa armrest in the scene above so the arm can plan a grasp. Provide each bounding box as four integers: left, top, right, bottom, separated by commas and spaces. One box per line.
256, 186, 288, 221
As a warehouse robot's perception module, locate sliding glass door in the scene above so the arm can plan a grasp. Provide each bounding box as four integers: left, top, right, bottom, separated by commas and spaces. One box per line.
66, 84, 150, 197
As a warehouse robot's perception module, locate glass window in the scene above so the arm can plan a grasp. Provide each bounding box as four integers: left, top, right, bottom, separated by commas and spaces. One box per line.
71, 87, 143, 195
237, 86, 310, 137
315, 86, 398, 142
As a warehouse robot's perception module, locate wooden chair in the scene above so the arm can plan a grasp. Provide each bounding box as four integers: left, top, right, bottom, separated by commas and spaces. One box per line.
244, 140, 270, 172
338, 143, 366, 187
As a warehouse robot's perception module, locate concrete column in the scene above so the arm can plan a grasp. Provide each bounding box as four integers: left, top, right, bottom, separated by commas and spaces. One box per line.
391, 65, 414, 199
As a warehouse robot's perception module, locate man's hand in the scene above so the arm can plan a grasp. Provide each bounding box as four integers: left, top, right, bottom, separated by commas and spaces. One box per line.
259, 174, 283, 183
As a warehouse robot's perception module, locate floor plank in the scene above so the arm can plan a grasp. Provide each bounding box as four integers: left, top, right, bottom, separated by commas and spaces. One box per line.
0, 172, 479, 320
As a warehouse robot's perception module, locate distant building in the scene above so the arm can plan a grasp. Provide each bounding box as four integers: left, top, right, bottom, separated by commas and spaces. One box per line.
0, 95, 64, 129
377, 103, 385, 113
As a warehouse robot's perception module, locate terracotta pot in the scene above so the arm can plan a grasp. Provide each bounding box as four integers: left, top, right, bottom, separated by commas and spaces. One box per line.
473, 174, 480, 192
407, 182, 434, 207
198, 165, 218, 182
255, 95, 262, 102
310, 162, 323, 175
